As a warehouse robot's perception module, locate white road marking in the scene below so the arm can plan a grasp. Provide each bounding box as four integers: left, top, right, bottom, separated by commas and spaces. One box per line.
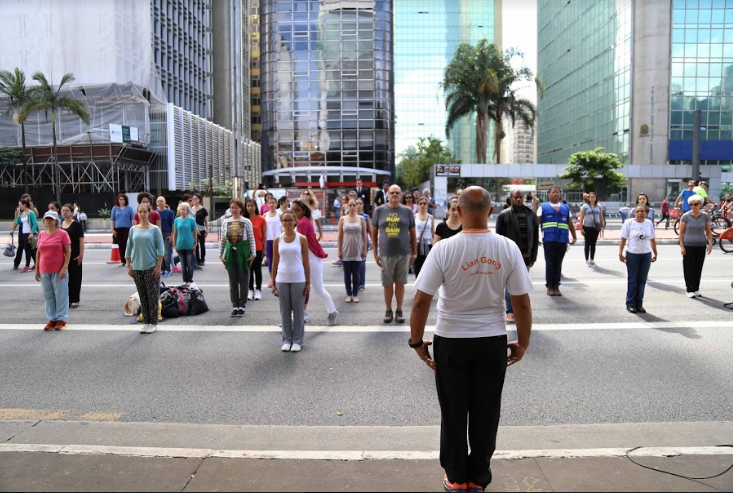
1, 279, 732, 289
0, 321, 730, 333
0, 443, 728, 461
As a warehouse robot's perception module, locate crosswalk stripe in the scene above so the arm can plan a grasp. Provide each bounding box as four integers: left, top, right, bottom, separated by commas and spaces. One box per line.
0, 443, 728, 461
0, 321, 730, 333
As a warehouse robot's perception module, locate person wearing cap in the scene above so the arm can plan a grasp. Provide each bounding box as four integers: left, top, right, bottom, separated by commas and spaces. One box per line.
34, 211, 72, 331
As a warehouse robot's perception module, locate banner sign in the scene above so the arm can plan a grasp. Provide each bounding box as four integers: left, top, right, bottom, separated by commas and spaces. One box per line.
435, 165, 461, 177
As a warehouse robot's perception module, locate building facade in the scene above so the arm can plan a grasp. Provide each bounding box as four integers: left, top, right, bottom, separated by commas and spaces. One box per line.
259, 0, 395, 187
502, 118, 537, 165
538, 0, 733, 200
394, 0, 502, 165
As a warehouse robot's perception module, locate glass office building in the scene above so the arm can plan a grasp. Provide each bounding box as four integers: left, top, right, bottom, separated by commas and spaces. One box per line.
394, 1, 501, 165
669, 0, 733, 169
259, 0, 395, 187
537, 0, 632, 165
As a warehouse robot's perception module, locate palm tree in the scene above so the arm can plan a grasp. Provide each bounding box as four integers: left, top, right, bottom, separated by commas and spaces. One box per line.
0, 68, 35, 192
488, 48, 545, 164
442, 41, 543, 164
23, 72, 90, 203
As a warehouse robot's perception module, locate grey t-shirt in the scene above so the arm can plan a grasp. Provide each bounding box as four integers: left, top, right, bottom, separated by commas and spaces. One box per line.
681, 212, 710, 247
581, 204, 602, 227
372, 204, 415, 256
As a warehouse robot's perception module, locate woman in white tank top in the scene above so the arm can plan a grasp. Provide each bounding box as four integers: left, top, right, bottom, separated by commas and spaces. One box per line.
271, 210, 310, 353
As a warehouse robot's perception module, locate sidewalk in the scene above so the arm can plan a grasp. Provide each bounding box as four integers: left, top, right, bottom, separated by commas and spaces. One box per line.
0, 420, 731, 492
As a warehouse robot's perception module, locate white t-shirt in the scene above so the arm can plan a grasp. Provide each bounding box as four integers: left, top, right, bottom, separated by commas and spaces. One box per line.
415, 232, 534, 339
311, 208, 322, 223
621, 219, 656, 254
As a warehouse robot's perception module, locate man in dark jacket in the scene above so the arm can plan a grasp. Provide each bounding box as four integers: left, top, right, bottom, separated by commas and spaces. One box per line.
496, 190, 539, 322
353, 178, 372, 215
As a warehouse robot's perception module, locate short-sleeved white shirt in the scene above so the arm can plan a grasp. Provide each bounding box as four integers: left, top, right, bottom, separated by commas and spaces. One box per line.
620, 219, 656, 254
415, 232, 534, 339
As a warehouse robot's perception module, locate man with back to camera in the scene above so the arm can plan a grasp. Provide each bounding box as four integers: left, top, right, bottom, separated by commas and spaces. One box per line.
410, 186, 533, 492
156, 196, 176, 276
371, 184, 416, 324
538, 186, 576, 296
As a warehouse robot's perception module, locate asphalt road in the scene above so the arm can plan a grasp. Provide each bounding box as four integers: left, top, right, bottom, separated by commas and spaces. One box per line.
1, 244, 732, 427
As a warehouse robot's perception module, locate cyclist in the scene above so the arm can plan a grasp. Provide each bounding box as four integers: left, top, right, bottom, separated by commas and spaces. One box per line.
675, 180, 697, 214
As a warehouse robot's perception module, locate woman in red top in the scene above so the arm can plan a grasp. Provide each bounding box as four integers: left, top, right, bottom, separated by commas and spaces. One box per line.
34, 211, 72, 331
245, 199, 267, 300
292, 199, 338, 326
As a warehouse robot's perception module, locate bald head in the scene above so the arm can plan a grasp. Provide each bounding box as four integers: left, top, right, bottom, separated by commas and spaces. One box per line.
388, 184, 403, 207
458, 186, 492, 215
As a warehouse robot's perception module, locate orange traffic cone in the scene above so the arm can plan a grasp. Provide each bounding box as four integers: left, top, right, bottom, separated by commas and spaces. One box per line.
107, 244, 122, 264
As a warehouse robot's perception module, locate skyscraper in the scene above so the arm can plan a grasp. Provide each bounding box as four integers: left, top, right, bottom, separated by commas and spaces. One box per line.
394, 1, 502, 165
259, 0, 395, 187
538, 0, 733, 199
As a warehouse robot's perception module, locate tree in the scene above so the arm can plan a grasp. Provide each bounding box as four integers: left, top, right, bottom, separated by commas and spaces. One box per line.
442, 40, 543, 164
22, 72, 90, 204
0, 68, 35, 192
397, 137, 459, 189
559, 147, 627, 199
0, 147, 24, 169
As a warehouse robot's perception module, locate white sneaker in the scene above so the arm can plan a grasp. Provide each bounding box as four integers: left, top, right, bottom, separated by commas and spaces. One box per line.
590, 260, 596, 266
687, 292, 696, 298
254, 289, 262, 300
281, 343, 291, 352
140, 324, 149, 334
290, 343, 302, 352
327, 310, 339, 326
694, 291, 702, 298
146, 325, 157, 334
248, 291, 254, 300
304, 311, 308, 323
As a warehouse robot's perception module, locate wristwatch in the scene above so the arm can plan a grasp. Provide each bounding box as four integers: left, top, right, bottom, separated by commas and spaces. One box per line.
408, 338, 423, 349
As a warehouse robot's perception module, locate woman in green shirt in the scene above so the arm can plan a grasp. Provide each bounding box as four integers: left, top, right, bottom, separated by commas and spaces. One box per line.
125, 203, 165, 334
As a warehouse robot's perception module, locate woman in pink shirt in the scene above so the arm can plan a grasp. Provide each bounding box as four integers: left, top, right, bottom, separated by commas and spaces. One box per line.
34, 211, 72, 331
291, 199, 338, 326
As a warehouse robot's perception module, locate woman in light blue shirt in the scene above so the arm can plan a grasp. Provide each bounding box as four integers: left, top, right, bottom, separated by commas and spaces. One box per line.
125, 203, 164, 334
172, 202, 198, 285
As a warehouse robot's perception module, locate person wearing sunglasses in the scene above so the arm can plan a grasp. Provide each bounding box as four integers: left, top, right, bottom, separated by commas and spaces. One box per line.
678, 195, 713, 299
403, 194, 417, 213
301, 190, 323, 242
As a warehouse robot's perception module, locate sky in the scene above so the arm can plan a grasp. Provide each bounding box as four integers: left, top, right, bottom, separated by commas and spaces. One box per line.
503, 0, 538, 102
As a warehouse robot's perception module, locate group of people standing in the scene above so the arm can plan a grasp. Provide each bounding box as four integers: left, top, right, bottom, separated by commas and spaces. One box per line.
9, 194, 86, 330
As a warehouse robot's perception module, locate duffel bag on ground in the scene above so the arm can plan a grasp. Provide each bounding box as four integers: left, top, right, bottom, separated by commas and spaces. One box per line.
187, 288, 209, 316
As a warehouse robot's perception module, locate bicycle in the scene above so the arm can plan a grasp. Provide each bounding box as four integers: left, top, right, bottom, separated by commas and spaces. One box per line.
719, 226, 733, 253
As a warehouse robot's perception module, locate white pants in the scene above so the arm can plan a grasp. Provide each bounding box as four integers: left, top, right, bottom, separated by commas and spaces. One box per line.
308, 252, 336, 314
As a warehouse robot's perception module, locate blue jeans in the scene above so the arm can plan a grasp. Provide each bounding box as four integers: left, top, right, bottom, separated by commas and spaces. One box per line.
178, 249, 194, 283
505, 265, 530, 314
625, 252, 652, 308
343, 260, 361, 297
359, 258, 366, 288
40, 273, 69, 322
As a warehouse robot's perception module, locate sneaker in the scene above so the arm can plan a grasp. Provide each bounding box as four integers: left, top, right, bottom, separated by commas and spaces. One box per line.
69, 303, 80, 309
146, 325, 157, 334
54, 321, 67, 331
304, 311, 309, 323
352, 297, 359, 303
637, 306, 647, 314
443, 475, 467, 492
44, 321, 56, 331
585, 260, 591, 266
254, 289, 262, 300
359, 286, 365, 291
332, 259, 342, 266
281, 343, 291, 352
395, 309, 405, 324
694, 291, 702, 298
686, 292, 696, 298
193, 266, 203, 270
506, 313, 515, 323
590, 260, 596, 266
290, 343, 302, 352
248, 291, 254, 300
327, 310, 338, 326
384, 309, 394, 323
12, 265, 19, 271
467, 482, 484, 493
230, 309, 239, 318
22, 266, 32, 272
140, 324, 149, 334
172, 267, 182, 273
238, 307, 246, 317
